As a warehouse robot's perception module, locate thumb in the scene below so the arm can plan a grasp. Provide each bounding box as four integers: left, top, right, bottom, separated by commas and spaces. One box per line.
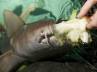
77, 0, 95, 18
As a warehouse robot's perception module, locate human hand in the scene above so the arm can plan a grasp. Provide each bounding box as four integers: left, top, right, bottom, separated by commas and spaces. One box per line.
77, 0, 97, 29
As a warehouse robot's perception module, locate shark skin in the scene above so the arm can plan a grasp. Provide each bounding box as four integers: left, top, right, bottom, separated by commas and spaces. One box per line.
0, 10, 72, 72
24, 61, 93, 72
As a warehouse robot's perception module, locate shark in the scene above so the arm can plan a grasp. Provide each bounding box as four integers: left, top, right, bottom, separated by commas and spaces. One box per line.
0, 7, 72, 72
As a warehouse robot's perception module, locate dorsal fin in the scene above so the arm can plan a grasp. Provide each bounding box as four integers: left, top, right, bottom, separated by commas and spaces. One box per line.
4, 10, 25, 37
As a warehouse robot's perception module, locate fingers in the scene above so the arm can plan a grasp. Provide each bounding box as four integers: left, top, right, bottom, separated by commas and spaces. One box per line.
77, 0, 95, 18
87, 10, 97, 29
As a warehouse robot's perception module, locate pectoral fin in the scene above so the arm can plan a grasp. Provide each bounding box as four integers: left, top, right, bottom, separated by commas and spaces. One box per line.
4, 10, 25, 37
